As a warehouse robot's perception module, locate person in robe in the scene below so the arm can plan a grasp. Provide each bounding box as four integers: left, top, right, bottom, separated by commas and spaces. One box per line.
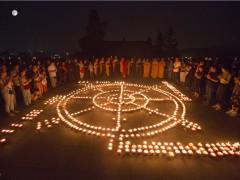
93, 59, 99, 78
127, 58, 134, 78
120, 58, 127, 78
135, 58, 143, 78
172, 57, 181, 84
78, 60, 84, 79
99, 58, 105, 78
88, 61, 94, 78
167, 58, 173, 81
151, 58, 159, 78
73, 58, 79, 81
105, 58, 111, 78
158, 58, 166, 79
143, 59, 151, 78
83, 59, 89, 79
112, 56, 118, 78
66, 59, 75, 82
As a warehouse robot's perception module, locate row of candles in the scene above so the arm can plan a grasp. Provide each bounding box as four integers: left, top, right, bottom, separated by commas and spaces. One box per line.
1, 124, 23, 144
162, 81, 192, 102
115, 141, 240, 157
153, 83, 202, 132
36, 117, 60, 131
1, 124, 23, 134
79, 81, 111, 84
44, 95, 64, 105
22, 110, 43, 121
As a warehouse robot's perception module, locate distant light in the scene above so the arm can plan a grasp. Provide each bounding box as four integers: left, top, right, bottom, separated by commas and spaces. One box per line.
12, 10, 18, 16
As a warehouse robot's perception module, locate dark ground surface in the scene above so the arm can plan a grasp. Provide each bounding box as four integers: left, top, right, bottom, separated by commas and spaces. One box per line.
0, 79, 240, 180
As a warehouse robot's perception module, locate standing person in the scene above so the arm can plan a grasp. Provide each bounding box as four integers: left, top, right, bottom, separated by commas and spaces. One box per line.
66, 59, 75, 82
26, 64, 35, 94
0, 69, 19, 116
61, 62, 68, 83
11, 64, 23, 106
105, 58, 111, 78
212, 66, 232, 110
33, 65, 43, 97
167, 58, 173, 81
135, 58, 143, 78
45, 60, 51, 87
41, 70, 48, 94
185, 64, 195, 89
112, 56, 118, 78
158, 58, 166, 79
205, 66, 219, 105
192, 66, 204, 98
89, 61, 94, 78
172, 57, 181, 84
180, 61, 187, 85
99, 58, 105, 78
56, 61, 62, 84
83, 59, 89, 79
19, 69, 32, 106
226, 74, 240, 117
127, 58, 134, 78
151, 58, 158, 79
79, 60, 84, 79
48, 62, 57, 88
115, 58, 120, 79
120, 58, 127, 78
93, 59, 99, 78
73, 58, 80, 81
143, 59, 151, 78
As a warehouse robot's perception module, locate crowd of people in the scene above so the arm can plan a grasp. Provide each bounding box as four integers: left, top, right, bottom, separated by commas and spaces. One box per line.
0, 56, 239, 117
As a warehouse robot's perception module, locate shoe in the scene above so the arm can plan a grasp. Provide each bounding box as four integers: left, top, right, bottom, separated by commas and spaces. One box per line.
12, 110, 20, 113
7, 113, 15, 117
226, 109, 234, 114
230, 111, 238, 117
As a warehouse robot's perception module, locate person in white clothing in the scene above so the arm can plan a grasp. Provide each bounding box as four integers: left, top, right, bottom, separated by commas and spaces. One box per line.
48, 62, 57, 88
0, 69, 19, 116
172, 57, 181, 84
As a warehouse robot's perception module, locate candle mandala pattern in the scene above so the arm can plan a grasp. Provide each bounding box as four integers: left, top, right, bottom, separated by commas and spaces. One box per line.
55, 81, 239, 158
1, 81, 239, 158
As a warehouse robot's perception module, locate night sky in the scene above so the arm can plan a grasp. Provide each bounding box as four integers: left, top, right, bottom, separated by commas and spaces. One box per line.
1, 1, 240, 52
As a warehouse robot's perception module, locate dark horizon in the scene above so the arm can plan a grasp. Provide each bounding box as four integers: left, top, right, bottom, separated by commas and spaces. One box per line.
1, 1, 240, 53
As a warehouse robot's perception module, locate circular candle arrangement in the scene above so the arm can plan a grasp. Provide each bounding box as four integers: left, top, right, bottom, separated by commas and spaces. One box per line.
57, 81, 194, 138
56, 81, 236, 157
1, 81, 239, 158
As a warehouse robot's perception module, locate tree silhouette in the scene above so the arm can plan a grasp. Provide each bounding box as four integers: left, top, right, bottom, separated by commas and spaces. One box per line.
164, 27, 179, 57
79, 9, 107, 57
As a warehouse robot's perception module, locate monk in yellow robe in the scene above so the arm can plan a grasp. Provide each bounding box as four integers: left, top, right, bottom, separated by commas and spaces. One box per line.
143, 59, 151, 78
93, 59, 99, 77
151, 58, 159, 78
158, 58, 166, 78
127, 58, 134, 76
112, 56, 118, 73
99, 58, 105, 75
135, 58, 142, 78
105, 58, 111, 78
